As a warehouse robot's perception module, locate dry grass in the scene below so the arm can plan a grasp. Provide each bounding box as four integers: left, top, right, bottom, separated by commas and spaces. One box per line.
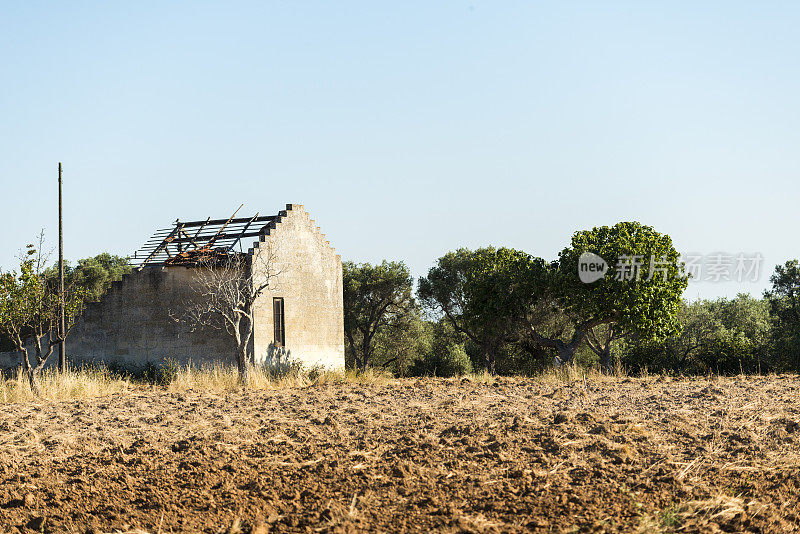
0, 358, 748, 404
0, 360, 642, 404
529, 361, 625, 384
165, 363, 393, 393
0, 362, 398, 403
0, 366, 132, 403
638, 495, 751, 533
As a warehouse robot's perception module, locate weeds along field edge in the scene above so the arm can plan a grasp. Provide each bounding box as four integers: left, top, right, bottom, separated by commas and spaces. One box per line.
0, 360, 772, 404
0, 363, 398, 403
0, 366, 132, 403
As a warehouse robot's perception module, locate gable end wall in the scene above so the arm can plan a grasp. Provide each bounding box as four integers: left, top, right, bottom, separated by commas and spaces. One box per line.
250, 204, 344, 369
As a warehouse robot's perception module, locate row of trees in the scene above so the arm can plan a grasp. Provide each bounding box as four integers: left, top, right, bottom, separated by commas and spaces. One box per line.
622, 262, 800, 375
345, 223, 800, 376
2, 220, 798, 385
346, 221, 689, 375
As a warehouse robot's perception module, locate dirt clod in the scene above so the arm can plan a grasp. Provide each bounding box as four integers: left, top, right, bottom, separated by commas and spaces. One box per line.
553, 411, 570, 424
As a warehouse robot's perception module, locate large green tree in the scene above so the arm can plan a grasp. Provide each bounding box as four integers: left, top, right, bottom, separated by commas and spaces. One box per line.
44, 252, 131, 303
765, 259, 800, 372
343, 260, 415, 371
370, 307, 432, 376
525, 222, 688, 369
418, 247, 545, 374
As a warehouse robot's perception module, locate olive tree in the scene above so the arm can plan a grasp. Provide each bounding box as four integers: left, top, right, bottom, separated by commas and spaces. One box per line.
765, 259, 800, 372
621, 295, 772, 374
343, 260, 414, 371
45, 253, 132, 303
418, 247, 542, 374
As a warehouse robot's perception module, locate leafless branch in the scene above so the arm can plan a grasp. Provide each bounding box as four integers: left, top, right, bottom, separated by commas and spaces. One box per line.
177, 241, 283, 385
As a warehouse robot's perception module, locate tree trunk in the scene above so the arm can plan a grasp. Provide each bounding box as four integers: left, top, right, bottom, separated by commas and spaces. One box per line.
600, 345, 612, 373
236, 346, 249, 388
554, 344, 575, 367
17, 347, 42, 396
482, 341, 496, 375
360, 336, 371, 372
20, 348, 31, 375
27, 369, 42, 397
529, 322, 593, 369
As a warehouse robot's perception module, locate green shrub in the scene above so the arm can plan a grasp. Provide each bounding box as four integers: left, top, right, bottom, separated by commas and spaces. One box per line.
410, 343, 473, 377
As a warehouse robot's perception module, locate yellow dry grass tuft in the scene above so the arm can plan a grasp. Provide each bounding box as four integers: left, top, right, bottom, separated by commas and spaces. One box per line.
0, 366, 132, 403
0, 363, 394, 402
532, 362, 617, 384
165, 363, 393, 393
678, 495, 748, 523
461, 369, 497, 384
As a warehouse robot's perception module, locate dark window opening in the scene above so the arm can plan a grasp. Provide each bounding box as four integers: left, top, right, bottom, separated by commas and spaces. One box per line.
273, 297, 285, 347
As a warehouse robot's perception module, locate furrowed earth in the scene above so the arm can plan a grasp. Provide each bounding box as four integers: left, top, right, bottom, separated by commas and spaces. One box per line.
1, 376, 799, 533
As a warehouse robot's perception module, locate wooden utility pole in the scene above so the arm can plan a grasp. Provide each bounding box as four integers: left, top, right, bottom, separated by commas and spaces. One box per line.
58, 162, 66, 372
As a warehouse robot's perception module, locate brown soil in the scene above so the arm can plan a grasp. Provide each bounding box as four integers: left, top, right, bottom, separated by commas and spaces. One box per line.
1, 376, 799, 533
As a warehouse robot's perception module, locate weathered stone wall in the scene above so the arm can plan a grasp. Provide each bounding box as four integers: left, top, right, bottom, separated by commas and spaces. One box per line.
63, 267, 235, 370
0, 267, 236, 371
250, 205, 345, 369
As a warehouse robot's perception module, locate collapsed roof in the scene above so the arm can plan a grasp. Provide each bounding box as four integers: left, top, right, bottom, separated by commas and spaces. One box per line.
131, 206, 275, 269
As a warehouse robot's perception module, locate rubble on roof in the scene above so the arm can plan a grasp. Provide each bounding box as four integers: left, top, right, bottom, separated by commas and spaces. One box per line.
131, 205, 274, 269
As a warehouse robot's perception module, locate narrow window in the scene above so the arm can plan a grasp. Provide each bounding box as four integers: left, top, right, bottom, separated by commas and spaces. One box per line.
273, 297, 285, 347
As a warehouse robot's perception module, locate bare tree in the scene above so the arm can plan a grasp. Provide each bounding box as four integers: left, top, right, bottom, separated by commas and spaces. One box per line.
181, 242, 282, 385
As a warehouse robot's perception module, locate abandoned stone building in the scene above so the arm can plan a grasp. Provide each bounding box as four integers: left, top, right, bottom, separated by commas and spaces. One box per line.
0, 204, 344, 371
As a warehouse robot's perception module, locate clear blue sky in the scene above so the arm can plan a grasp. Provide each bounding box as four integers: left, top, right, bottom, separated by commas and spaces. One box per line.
1, 2, 798, 300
